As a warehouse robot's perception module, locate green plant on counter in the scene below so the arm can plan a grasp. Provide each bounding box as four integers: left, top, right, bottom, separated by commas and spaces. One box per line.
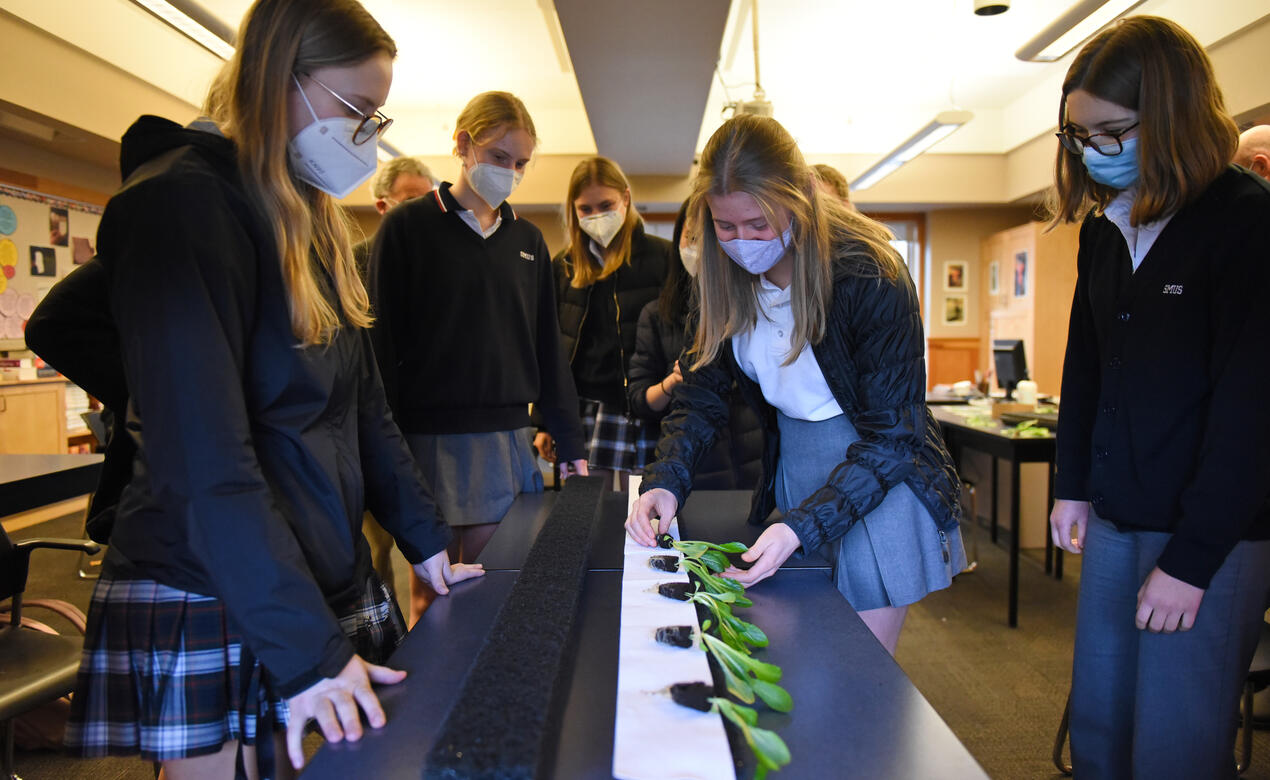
700, 631, 792, 713
657, 536, 748, 572
690, 588, 768, 653
710, 698, 792, 779
680, 556, 750, 600
1008, 419, 1051, 438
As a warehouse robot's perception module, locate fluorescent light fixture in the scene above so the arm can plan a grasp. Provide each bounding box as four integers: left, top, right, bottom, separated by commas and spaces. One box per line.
849, 110, 973, 192
1015, 0, 1145, 62
131, 0, 236, 60
376, 140, 402, 163
538, 0, 572, 73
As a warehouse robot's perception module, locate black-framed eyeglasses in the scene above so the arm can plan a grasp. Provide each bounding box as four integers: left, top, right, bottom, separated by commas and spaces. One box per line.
300, 73, 393, 145
1056, 122, 1139, 157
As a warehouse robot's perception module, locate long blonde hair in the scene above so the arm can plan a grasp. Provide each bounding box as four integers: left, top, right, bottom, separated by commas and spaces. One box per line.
204, 0, 394, 345
689, 115, 902, 370
562, 157, 641, 288
451, 91, 538, 153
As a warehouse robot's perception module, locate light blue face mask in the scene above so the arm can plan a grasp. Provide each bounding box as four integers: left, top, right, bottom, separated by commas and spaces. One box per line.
1082, 136, 1140, 189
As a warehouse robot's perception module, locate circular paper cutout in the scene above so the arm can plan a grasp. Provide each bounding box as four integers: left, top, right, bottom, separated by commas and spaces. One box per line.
0, 205, 15, 236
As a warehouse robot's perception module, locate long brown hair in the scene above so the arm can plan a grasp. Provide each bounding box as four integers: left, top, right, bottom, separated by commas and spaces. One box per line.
1050, 16, 1237, 226
689, 115, 902, 370
561, 157, 640, 289
204, 0, 394, 345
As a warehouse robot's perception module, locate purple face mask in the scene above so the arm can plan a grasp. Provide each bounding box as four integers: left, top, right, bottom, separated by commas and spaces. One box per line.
719, 227, 793, 275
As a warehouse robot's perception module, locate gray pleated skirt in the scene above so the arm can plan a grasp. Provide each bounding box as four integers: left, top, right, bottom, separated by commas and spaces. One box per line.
405, 427, 544, 527
775, 411, 966, 610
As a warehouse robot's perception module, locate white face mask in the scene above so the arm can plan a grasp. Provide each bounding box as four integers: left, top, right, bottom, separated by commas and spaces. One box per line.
465, 160, 523, 208
719, 227, 792, 275
579, 208, 625, 248
679, 244, 701, 277
287, 75, 377, 199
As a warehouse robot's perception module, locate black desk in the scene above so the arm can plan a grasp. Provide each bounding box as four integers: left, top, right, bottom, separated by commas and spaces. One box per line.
306, 492, 985, 779
477, 490, 831, 572
930, 405, 1060, 628
0, 453, 103, 517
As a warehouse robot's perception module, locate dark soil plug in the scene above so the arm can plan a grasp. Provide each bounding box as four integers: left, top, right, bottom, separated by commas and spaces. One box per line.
648, 555, 680, 572
670, 682, 715, 712
655, 625, 695, 648
657, 582, 692, 601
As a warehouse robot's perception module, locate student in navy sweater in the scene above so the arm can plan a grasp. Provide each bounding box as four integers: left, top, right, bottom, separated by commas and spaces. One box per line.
369, 92, 588, 623
1048, 17, 1270, 777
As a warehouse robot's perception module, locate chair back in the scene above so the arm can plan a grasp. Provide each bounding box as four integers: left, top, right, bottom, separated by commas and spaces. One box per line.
0, 523, 29, 603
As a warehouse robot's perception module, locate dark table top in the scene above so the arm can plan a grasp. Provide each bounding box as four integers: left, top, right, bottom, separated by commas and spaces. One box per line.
930, 405, 1055, 462
0, 453, 103, 516
477, 490, 831, 572
307, 491, 984, 779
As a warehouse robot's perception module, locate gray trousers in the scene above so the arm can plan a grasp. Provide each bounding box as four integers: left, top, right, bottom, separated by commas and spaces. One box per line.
1070, 514, 1270, 779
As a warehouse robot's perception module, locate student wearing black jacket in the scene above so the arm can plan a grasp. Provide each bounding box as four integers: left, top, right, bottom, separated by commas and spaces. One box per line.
626, 116, 964, 655
1048, 17, 1270, 777
626, 203, 763, 490
536, 157, 670, 490
25, 2, 481, 776
369, 92, 587, 624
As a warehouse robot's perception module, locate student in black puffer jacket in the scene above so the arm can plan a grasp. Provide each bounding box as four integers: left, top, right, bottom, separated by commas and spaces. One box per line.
535, 157, 670, 490
626, 202, 763, 491
627, 116, 963, 656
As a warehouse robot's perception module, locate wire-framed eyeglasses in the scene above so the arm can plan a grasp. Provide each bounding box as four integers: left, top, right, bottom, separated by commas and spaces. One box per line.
1056, 122, 1139, 157
300, 73, 393, 145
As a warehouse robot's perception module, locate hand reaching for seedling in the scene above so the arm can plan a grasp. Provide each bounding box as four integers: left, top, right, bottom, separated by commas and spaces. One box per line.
723, 524, 800, 587
626, 488, 679, 546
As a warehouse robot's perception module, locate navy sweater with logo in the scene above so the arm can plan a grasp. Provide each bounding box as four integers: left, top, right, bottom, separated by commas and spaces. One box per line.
368, 183, 585, 461
1054, 165, 1270, 588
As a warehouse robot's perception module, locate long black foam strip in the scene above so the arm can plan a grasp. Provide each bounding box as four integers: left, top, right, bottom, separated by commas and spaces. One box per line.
424, 476, 605, 780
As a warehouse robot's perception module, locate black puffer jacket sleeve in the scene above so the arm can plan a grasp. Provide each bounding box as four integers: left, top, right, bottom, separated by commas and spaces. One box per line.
626, 300, 671, 421
781, 270, 929, 552
639, 348, 732, 509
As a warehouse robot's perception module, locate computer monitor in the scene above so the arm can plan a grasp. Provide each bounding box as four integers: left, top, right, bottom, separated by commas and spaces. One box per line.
993, 339, 1028, 400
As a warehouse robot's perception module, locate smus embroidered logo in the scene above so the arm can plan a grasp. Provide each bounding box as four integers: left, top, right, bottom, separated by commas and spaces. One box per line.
519, 251, 535, 262
1162, 284, 1183, 295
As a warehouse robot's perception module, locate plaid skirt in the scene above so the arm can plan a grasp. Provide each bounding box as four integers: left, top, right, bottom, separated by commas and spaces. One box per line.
580, 398, 657, 473
65, 571, 405, 761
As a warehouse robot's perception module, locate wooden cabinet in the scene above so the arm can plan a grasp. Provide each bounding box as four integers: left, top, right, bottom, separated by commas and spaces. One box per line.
0, 379, 68, 454
979, 221, 1080, 396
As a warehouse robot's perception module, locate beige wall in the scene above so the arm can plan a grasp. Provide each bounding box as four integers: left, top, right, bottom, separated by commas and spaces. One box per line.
925, 206, 1036, 340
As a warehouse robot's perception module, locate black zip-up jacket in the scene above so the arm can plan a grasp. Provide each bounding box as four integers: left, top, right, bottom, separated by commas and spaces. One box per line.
1055, 166, 1270, 589
627, 299, 763, 490
369, 184, 585, 461
27, 116, 450, 697
641, 259, 962, 553
551, 223, 670, 407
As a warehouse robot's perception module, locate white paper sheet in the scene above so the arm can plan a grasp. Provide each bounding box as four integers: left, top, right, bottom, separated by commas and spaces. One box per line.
612, 477, 736, 780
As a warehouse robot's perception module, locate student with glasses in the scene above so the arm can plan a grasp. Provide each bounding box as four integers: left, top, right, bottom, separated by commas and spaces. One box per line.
368, 92, 589, 625
1048, 16, 1270, 777
26, 1, 484, 777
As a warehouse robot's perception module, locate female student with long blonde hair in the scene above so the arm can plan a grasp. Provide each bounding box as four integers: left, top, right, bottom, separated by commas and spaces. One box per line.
369, 92, 588, 623
29, 2, 483, 777
1047, 17, 1270, 776
535, 157, 670, 489
626, 115, 965, 653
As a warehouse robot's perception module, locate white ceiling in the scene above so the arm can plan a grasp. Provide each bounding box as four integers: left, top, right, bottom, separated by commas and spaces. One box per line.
2, 0, 1268, 177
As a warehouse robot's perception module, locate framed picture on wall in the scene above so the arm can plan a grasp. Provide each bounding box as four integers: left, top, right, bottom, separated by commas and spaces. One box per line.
942, 294, 967, 326
989, 260, 999, 295
1013, 251, 1028, 297
944, 261, 967, 291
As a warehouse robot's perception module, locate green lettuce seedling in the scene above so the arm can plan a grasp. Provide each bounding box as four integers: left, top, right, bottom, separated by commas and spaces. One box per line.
710, 698, 792, 779
700, 632, 792, 712
690, 590, 767, 653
